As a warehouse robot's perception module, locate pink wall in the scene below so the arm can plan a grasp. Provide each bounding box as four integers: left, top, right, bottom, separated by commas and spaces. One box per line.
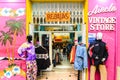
116, 0, 120, 66
0, 60, 26, 80
88, 0, 117, 80
0, 1, 26, 58
0, 1, 26, 79
0, 0, 25, 2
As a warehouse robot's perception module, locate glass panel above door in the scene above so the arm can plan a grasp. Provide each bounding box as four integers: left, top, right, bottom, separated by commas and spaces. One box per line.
34, 25, 83, 31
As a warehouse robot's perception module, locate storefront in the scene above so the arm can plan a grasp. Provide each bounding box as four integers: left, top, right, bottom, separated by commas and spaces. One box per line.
0, 0, 120, 80
27, 0, 88, 73
88, 0, 120, 80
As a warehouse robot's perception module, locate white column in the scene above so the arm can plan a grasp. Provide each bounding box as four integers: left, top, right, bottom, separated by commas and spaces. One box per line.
29, 23, 34, 36
82, 24, 86, 44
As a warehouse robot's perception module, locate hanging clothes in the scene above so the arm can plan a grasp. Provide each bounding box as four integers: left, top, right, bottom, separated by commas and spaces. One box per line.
66, 43, 73, 58
35, 45, 50, 70
88, 39, 108, 67
74, 44, 88, 70
70, 45, 77, 64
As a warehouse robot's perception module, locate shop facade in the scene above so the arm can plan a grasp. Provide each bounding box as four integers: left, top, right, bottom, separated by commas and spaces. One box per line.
28, 0, 88, 71
0, 0, 120, 80
88, 0, 120, 80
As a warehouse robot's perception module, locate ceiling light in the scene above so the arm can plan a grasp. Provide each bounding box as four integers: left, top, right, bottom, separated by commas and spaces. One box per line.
98, 0, 107, 2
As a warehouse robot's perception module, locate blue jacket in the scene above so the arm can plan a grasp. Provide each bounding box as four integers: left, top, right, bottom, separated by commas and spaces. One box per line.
74, 44, 88, 70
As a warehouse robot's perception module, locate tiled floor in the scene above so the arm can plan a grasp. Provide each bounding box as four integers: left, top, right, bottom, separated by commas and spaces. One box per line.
37, 55, 79, 80
37, 68, 78, 80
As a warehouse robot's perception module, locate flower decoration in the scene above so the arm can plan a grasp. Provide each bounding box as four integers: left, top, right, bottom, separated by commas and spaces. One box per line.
4, 71, 12, 78
1, 8, 12, 16
0, 8, 25, 17
12, 66, 20, 74
15, 8, 25, 16
0, 63, 26, 79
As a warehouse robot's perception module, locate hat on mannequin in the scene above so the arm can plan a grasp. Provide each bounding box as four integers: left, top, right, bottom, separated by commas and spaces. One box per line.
96, 32, 103, 40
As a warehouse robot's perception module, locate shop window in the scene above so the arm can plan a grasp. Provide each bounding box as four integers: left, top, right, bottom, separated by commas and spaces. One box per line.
77, 18, 79, 23
40, 18, 43, 24
44, 18, 45, 24
73, 18, 75, 23
70, 18, 72, 23
37, 17, 39, 24
33, 16, 36, 24
80, 17, 83, 23
34, 32, 39, 45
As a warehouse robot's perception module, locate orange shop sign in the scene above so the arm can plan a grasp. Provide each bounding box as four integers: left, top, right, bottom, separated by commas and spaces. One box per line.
46, 12, 70, 22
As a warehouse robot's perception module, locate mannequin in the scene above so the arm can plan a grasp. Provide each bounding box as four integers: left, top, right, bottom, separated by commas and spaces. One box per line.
35, 37, 50, 76
18, 35, 37, 80
88, 32, 108, 80
96, 32, 103, 40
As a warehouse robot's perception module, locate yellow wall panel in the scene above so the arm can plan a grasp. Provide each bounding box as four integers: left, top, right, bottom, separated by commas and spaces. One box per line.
26, 0, 32, 35
84, 0, 88, 47
83, 0, 88, 80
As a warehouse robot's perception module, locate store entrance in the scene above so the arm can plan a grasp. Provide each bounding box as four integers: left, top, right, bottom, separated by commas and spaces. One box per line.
52, 32, 75, 69
30, 22, 86, 71
33, 31, 83, 70
30, 23, 86, 79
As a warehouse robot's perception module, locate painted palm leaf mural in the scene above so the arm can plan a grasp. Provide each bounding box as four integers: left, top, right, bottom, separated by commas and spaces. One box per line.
0, 31, 13, 46
0, 31, 13, 63
0, 19, 26, 79
5, 19, 25, 36
0, 4, 26, 79
0, 19, 25, 63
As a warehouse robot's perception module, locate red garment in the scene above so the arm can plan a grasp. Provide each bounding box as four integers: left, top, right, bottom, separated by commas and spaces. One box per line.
70, 46, 76, 64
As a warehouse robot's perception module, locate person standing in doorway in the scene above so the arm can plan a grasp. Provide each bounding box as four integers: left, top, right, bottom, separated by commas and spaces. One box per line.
88, 32, 108, 80
18, 35, 37, 80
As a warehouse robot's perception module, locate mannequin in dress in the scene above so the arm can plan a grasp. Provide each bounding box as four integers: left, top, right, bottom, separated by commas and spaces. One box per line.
35, 37, 50, 76
88, 32, 108, 80
18, 35, 37, 80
